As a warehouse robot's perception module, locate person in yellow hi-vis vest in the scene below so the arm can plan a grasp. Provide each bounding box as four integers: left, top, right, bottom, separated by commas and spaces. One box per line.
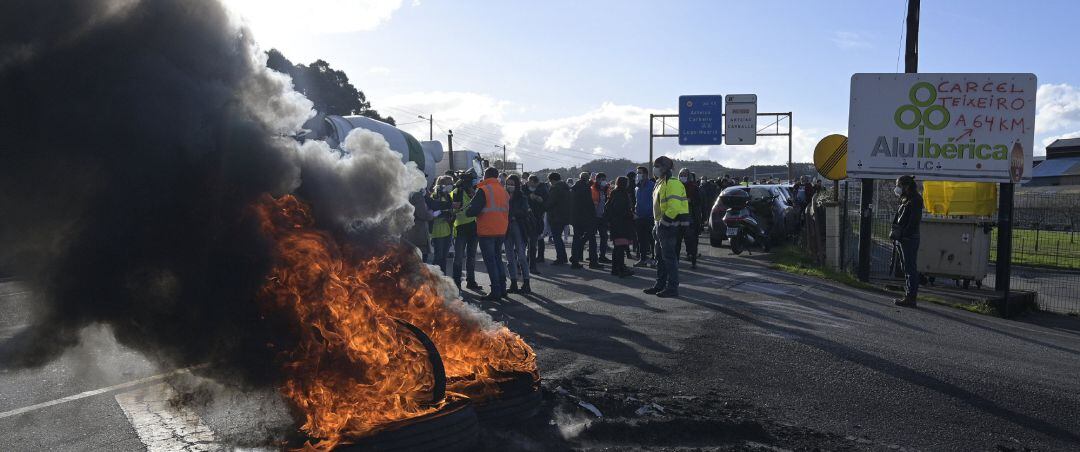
429, 175, 455, 275
451, 172, 483, 293
644, 156, 691, 298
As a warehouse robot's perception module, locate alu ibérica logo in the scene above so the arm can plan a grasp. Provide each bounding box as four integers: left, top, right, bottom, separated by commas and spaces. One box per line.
871, 82, 1009, 162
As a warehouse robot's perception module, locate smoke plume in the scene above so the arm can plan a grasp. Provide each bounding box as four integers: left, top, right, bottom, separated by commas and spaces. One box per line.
0, 0, 423, 382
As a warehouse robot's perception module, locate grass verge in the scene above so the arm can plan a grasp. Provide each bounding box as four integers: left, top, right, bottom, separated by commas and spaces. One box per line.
768, 245, 999, 316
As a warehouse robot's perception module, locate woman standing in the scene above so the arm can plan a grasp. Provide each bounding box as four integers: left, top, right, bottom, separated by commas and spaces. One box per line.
605, 176, 635, 278
891, 175, 923, 308
504, 175, 534, 294
428, 175, 455, 274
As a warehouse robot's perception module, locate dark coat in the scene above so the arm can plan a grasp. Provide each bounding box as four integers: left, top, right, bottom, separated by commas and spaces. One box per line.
544, 180, 573, 226
604, 187, 635, 241
508, 190, 535, 238
571, 179, 597, 228
891, 193, 923, 240
524, 182, 548, 232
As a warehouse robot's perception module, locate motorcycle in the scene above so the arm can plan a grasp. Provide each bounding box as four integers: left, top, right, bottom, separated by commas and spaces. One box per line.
718, 187, 771, 255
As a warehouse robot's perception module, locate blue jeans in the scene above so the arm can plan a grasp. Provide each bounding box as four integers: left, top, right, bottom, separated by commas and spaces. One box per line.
505, 223, 530, 281
896, 237, 920, 298
478, 236, 507, 295
432, 236, 452, 275
654, 224, 679, 290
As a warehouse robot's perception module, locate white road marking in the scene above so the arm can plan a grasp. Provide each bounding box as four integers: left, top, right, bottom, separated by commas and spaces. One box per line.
0, 366, 203, 420
115, 383, 220, 451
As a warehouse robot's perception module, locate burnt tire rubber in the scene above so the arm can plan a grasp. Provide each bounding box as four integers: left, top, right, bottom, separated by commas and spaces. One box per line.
710, 232, 725, 248
336, 398, 479, 452
472, 372, 542, 426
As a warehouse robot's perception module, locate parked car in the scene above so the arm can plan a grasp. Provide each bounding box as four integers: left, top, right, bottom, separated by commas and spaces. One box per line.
709, 185, 797, 247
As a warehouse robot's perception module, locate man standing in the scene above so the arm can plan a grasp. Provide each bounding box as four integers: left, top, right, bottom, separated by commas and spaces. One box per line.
571, 172, 599, 269
467, 167, 510, 301
451, 172, 484, 293
591, 172, 611, 265
675, 169, 701, 269
544, 172, 572, 265
633, 166, 655, 268
524, 174, 548, 272
645, 157, 690, 298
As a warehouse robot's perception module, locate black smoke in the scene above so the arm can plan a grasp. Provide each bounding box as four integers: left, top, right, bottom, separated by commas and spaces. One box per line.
0, 0, 420, 384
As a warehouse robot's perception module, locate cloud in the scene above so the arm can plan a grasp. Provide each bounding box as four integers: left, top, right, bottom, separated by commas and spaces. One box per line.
224, 0, 403, 37
831, 31, 871, 49
368, 66, 391, 76
377, 91, 826, 170
1035, 83, 1080, 153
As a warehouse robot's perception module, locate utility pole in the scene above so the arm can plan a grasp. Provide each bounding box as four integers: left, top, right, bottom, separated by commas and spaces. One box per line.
648, 114, 655, 177
860, 0, 919, 282
418, 115, 433, 140
494, 144, 507, 171
448, 129, 454, 170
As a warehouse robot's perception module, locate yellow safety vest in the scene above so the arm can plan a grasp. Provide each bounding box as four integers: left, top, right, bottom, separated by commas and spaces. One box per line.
653, 177, 690, 226
430, 192, 453, 239
452, 188, 476, 230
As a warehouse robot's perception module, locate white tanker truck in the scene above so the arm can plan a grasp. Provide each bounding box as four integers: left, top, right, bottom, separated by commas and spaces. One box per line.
297, 114, 485, 186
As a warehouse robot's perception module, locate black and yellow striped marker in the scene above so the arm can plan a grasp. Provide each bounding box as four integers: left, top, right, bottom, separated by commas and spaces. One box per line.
813, 134, 848, 181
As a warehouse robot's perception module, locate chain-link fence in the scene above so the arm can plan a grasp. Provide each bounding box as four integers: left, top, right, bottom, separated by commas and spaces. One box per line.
837, 183, 1080, 315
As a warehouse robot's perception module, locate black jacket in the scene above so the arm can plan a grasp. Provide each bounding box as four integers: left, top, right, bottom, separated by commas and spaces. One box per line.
891, 194, 923, 240
545, 180, 573, 226
508, 190, 535, 238
604, 187, 635, 241
570, 179, 597, 228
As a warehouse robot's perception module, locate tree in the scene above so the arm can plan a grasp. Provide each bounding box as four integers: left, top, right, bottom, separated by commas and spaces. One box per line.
265, 49, 395, 125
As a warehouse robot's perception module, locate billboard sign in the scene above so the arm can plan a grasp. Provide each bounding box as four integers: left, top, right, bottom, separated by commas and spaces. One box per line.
848, 73, 1036, 183
725, 94, 758, 145
678, 95, 723, 145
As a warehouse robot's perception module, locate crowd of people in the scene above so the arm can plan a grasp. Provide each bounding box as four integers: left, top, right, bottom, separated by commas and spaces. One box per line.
404, 158, 806, 301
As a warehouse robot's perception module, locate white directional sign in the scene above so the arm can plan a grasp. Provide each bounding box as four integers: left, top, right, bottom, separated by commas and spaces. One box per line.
725, 94, 757, 145
848, 73, 1036, 183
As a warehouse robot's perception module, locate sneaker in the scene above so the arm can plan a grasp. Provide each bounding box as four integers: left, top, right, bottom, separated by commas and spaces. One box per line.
507, 280, 520, 294
643, 286, 663, 295
618, 269, 635, 278
478, 292, 501, 302
598, 256, 612, 264
465, 281, 484, 292
570, 262, 584, 270
521, 280, 532, 294
588, 261, 603, 270
648, 259, 657, 268
551, 259, 567, 266
656, 288, 680, 298
633, 260, 649, 268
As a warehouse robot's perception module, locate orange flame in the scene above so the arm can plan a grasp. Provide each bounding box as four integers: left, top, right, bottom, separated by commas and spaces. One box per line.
253, 194, 537, 449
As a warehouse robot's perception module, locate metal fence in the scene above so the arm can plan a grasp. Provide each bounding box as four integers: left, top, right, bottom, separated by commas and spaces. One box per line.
837, 183, 1080, 315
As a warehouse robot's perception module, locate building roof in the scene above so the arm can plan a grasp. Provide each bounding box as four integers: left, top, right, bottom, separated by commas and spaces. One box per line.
1047, 138, 1080, 150
1031, 156, 1080, 178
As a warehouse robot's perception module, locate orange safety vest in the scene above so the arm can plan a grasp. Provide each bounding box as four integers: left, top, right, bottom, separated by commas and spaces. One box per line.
476, 178, 509, 237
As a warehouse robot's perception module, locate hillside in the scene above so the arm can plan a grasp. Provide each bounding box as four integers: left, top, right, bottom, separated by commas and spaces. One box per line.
532, 158, 818, 181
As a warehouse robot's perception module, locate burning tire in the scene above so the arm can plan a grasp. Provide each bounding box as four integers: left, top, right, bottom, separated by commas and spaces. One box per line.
470, 371, 542, 426
335, 396, 479, 452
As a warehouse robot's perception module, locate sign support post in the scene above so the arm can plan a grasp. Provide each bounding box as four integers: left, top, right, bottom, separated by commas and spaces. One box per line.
996, 183, 1015, 314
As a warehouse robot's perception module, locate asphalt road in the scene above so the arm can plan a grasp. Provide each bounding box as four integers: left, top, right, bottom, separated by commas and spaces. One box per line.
2, 239, 1080, 450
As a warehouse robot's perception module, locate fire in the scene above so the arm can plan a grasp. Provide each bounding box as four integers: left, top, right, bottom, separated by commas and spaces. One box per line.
253, 194, 537, 449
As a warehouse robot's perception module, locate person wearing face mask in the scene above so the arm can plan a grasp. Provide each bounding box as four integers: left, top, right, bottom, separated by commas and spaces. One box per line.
503, 175, 534, 294
633, 166, 655, 268
645, 156, 690, 298
428, 176, 455, 275
523, 175, 548, 272
890, 175, 923, 308
467, 167, 511, 301
605, 176, 636, 277
591, 172, 611, 265
451, 172, 484, 294
544, 172, 573, 265
675, 168, 701, 269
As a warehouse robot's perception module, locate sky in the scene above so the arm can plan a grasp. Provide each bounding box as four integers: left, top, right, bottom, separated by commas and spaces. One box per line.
224, 0, 1080, 171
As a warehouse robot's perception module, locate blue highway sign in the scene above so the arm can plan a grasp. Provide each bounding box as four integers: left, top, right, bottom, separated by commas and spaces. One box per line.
678, 95, 724, 145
